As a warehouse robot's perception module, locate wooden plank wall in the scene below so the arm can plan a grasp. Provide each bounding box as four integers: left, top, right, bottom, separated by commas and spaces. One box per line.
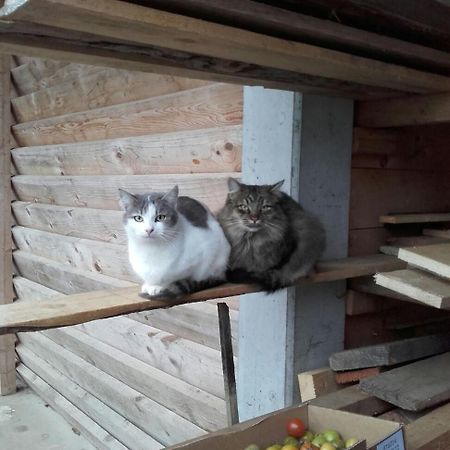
11, 56, 243, 448
346, 124, 450, 348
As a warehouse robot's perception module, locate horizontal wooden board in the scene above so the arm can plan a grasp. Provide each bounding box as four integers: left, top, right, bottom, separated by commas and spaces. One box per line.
17, 363, 129, 450
0, 254, 405, 335
12, 202, 126, 244
350, 169, 450, 229
13, 226, 137, 282
3, 0, 450, 94
424, 229, 450, 239
12, 172, 234, 212
17, 345, 157, 450
14, 250, 134, 294
77, 316, 225, 399
398, 244, 450, 280
356, 93, 450, 128
13, 83, 243, 146
13, 275, 60, 300
380, 213, 450, 224
19, 332, 205, 445
45, 327, 227, 431
12, 125, 242, 175
12, 69, 209, 122
359, 352, 450, 411
375, 269, 450, 310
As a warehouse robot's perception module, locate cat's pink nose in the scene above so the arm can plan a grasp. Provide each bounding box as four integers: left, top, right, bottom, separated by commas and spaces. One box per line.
145, 228, 154, 235
249, 215, 259, 222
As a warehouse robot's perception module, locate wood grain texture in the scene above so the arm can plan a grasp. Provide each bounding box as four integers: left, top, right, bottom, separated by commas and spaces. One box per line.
19, 332, 205, 445
17, 363, 129, 450
0, 254, 405, 335
356, 93, 450, 128
12, 172, 234, 212
0, 54, 14, 395
12, 125, 242, 175
350, 169, 450, 229
13, 83, 243, 146
14, 250, 134, 294
2, 0, 449, 94
375, 268, 450, 310
13, 226, 137, 282
44, 327, 227, 432
12, 202, 126, 244
298, 367, 341, 402
12, 69, 209, 122
359, 352, 450, 411
17, 345, 158, 450
380, 213, 450, 224
424, 228, 450, 239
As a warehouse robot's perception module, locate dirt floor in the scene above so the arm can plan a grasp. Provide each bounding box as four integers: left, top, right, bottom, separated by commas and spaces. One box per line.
0, 380, 95, 450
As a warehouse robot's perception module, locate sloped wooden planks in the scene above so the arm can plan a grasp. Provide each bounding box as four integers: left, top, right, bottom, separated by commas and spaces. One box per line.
12, 83, 243, 146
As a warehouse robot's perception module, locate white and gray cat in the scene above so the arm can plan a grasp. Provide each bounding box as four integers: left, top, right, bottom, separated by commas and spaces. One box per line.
119, 186, 230, 298
218, 178, 326, 291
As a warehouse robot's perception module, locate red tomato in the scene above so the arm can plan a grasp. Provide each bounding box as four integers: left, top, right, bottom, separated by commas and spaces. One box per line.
286, 418, 306, 438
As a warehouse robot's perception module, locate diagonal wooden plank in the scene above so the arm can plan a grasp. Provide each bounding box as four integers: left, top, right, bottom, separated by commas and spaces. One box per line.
360, 352, 450, 411
398, 243, 450, 280
0, 254, 405, 334
375, 268, 450, 310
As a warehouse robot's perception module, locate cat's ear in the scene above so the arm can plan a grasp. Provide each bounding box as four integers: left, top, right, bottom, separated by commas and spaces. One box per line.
227, 177, 241, 193
269, 180, 284, 193
118, 189, 137, 210
162, 185, 179, 206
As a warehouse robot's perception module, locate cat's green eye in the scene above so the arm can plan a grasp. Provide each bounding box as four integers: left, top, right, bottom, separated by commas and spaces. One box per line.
155, 214, 166, 222
133, 215, 143, 222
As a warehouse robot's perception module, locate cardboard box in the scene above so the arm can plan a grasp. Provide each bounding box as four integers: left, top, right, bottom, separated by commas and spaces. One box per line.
168, 404, 405, 450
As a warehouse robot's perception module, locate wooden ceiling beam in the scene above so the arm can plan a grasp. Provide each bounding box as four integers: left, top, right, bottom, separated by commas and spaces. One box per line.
0, 0, 449, 95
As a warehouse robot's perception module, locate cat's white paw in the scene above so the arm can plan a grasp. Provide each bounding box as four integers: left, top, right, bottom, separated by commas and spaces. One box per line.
141, 284, 164, 297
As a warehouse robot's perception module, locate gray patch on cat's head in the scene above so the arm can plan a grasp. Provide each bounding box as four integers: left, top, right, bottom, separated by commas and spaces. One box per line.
177, 197, 209, 228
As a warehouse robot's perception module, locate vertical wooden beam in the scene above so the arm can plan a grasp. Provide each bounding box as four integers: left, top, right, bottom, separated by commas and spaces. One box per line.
237, 88, 352, 420
0, 54, 14, 395
217, 302, 239, 425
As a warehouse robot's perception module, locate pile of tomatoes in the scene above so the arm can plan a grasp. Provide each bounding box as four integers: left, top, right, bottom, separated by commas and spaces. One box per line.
243, 418, 358, 450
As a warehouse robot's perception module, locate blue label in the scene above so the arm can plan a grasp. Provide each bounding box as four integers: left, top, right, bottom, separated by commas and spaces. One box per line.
376, 429, 405, 450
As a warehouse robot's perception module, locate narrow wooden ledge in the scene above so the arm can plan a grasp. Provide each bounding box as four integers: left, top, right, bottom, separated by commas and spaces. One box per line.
0, 254, 405, 335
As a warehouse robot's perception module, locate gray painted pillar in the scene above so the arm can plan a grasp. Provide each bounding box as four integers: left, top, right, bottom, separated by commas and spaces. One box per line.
237, 87, 353, 421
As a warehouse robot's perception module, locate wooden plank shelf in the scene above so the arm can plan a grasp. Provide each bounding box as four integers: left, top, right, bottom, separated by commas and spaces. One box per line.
0, 254, 405, 335
380, 213, 450, 225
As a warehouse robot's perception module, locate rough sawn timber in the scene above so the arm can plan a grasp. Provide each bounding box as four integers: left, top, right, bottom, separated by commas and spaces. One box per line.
0, 254, 405, 334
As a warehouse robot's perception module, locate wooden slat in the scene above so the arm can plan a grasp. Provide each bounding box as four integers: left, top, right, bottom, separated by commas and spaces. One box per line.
17, 345, 158, 450
0, 254, 405, 334
12, 125, 242, 175
12, 69, 209, 122
330, 333, 450, 370
375, 269, 450, 310
0, 54, 14, 395
17, 364, 129, 450
12, 83, 243, 146
13, 226, 137, 282
405, 401, 450, 450
424, 229, 450, 239
77, 316, 225, 399
44, 327, 227, 431
350, 169, 450, 229
14, 250, 134, 294
12, 202, 126, 244
398, 244, 450, 280
11, 59, 69, 95
360, 352, 450, 411
13, 275, 60, 300
19, 332, 204, 446
356, 93, 450, 128
298, 367, 341, 402
380, 213, 450, 225
12, 172, 234, 212
1, 0, 449, 94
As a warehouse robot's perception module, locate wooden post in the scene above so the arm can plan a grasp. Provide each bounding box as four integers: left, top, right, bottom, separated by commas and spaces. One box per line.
217, 302, 239, 425
237, 88, 353, 420
0, 54, 14, 395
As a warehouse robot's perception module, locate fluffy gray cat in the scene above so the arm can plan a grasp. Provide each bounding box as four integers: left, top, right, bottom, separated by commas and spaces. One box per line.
217, 178, 326, 291
119, 186, 230, 298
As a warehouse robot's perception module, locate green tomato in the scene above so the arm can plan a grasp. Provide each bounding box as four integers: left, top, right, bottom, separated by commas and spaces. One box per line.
322, 430, 341, 443
244, 445, 260, 450
302, 431, 314, 441
344, 438, 359, 448
266, 446, 282, 450
332, 439, 345, 449
320, 444, 336, 450
283, 436, 299, 446
312, 435, 326, 447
